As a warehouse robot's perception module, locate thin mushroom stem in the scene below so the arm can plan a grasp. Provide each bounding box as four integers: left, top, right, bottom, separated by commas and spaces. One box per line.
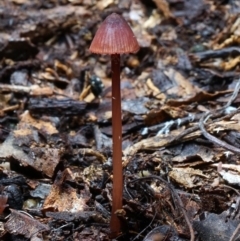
89, 13, 139, 238
110, 53, 123, 236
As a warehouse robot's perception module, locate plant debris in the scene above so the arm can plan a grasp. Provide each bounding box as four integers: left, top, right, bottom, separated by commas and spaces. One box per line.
1, 0, 240, 240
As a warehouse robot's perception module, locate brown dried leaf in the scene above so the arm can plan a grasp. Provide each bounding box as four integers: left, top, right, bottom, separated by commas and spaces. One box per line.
0, 110, 62, 177
169, 167, 208, 189
167, 89, 231, 107
213, 17, 240, 49
212, 164, 240, 174
0, 134, 61, 178
172, 144, 214, 163
19, 111, 58, 135
164, 68, 198, 97
43, 169, 90, 212
5, 209, 49, 238
124, 115, 240, 158
144, 109, 169, 126
123, 133, 179, 157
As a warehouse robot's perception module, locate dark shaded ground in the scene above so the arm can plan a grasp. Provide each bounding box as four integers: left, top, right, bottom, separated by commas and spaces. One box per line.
1, 0, 240, 240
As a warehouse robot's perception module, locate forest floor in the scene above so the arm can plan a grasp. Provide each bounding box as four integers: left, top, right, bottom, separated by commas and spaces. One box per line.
1, 0, 240, 240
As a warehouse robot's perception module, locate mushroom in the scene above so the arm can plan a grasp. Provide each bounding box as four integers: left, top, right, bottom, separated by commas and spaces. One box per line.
89, 13, 139, 236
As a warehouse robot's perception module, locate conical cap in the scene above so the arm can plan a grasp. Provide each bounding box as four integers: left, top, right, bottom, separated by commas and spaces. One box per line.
89, 13, 139, 54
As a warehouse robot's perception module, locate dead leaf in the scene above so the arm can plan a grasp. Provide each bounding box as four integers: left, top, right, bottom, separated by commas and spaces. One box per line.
219, 170, 240, 186
43, 169, 90, 212
169, 167, 208, 188
164, 68, 198, 97
172, 143, 214, 163
19, 111, 58, 134
5, 209, 49, 239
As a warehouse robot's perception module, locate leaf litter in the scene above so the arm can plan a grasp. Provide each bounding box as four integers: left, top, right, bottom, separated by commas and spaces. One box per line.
0, 0, 240, 240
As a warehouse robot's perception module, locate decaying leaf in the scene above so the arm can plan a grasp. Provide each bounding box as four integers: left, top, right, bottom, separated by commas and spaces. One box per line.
1, 0, 240, 240
43, 168, 90, 212
219, 170, 240, 186
169, 167, 208, 188
0, 135, 60, 177
172, 143, 214, 163
5, 209, 49, 239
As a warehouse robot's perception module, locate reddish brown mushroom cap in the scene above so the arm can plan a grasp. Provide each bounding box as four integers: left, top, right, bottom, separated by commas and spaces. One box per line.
89, 13, 140, 54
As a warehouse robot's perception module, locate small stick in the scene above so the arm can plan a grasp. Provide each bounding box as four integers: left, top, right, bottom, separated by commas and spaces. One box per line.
130, 175, 195, 241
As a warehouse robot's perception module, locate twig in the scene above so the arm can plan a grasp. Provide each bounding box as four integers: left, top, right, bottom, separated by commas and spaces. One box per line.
173, 77, 240, 139
199, 113, 240, 154
219, 184, 240, 196
130, 175, 195, 241
0, 84, 34, 93
132, 211, 157, 241
148, 113, 202, 135
93, 125, 103, 151
192, 47, 240, 62
224, 78, 240, 108
198, 78, 240, 153
229, 223, 240, 241
124, 80, 240, 158
0, 84, 53, 96
75, 148, 106, 163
